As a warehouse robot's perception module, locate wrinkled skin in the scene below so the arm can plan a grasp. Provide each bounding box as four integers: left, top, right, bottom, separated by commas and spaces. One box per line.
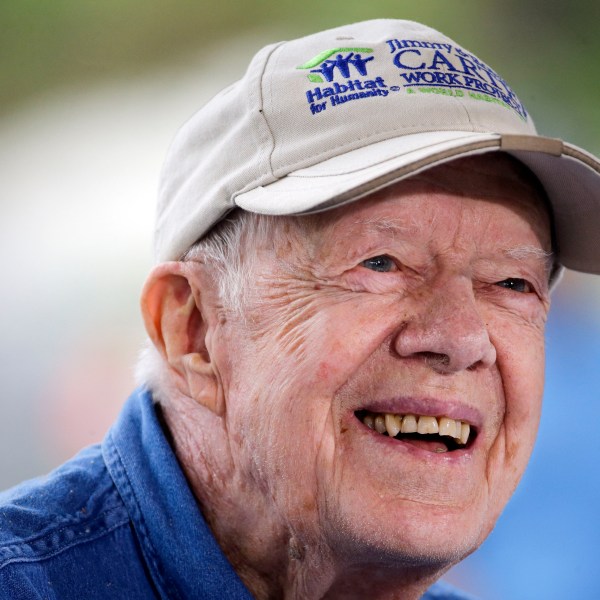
143, 155, 552, 599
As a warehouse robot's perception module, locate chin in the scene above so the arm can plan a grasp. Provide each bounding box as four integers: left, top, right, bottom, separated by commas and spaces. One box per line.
320, 489, 491, 572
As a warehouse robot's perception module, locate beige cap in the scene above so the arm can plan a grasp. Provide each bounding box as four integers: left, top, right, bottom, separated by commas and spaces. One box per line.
155, 19, 600, 274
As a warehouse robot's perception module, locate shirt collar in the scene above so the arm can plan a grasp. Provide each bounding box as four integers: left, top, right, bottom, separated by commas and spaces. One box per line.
103, 387, 252, 600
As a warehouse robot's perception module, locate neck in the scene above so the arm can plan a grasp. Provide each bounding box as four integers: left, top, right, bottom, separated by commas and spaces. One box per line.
160, 396, 446, 599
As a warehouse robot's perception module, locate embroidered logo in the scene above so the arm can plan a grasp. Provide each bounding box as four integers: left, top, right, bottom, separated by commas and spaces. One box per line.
297, 48, 374, 82
298, 47, 390, 115
296, 40, 527, 120
385, 38, 528, 119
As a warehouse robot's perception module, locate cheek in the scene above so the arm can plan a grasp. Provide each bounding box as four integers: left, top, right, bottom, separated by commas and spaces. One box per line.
249, 293, 402, 397
223, 295, 401, 496
492, 315, 546, 480
498, 322, 545, 423
312, 297, 404, 388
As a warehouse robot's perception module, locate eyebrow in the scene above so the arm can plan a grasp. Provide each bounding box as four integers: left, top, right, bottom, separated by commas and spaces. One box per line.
353, 218, 554, 267
351, 216, 415, 236
503, 245, 553, 261
351, 216, 554, 267
502, 245, 554, 275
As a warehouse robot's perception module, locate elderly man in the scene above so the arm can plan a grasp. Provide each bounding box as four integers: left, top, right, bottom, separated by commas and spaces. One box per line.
1, 18, 599, 600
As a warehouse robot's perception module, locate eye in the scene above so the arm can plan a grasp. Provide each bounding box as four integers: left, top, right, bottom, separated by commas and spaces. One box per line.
495, 278, 532, 293
361, 255, 398, 273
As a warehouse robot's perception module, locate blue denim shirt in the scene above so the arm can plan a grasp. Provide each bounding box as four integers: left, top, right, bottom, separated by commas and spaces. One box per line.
0, 388, 475, 599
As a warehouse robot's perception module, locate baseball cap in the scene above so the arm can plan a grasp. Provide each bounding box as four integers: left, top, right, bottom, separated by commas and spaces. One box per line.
155, 19, 600, 275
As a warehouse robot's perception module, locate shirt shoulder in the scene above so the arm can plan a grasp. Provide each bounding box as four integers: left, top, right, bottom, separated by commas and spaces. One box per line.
0, 445, 156, 599
0, 444, 122, 544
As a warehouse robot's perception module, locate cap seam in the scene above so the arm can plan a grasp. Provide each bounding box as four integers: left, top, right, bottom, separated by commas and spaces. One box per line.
273, 123, 491, 178
294, 140, 504, 210
286, 133, 498, 179
255, 41, 286, 179
315, 141, 502, 207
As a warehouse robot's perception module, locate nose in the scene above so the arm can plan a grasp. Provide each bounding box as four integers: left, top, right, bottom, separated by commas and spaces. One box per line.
392, 277, 497, 373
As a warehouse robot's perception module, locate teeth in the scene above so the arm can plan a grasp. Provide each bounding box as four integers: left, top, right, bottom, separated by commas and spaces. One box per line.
453, 424, 462, 441
374, 415, 387, 434
417, 416, 439, 435
360, 412, 472, 446
438, 417, 456, 438
460, 423, 470, 445
400, 414, 418, 433
385, 413, 401, 437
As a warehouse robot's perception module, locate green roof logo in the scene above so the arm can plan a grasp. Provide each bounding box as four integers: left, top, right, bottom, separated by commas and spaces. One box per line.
297, 48, 374, 83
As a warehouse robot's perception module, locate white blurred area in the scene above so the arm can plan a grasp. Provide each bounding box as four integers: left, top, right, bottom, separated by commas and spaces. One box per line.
0, 34, 268, 488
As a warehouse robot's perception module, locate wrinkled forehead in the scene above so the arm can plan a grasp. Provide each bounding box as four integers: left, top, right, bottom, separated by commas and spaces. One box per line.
411, 153, 551, 217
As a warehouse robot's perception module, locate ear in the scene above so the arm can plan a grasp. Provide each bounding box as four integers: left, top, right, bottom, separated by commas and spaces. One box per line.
140, 262, 223, 415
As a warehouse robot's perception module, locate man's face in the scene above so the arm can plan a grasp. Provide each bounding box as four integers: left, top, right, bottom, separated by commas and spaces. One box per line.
210, 155, 551, 567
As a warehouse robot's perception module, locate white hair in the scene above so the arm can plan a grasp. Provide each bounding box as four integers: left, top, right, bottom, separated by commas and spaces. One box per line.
135, 210, 302, 402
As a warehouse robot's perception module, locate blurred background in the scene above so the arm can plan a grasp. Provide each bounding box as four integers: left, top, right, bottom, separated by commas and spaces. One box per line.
1, 1, 599, 598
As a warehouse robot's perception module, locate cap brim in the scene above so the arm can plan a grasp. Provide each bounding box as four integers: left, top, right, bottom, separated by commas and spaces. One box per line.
235, 130, 600, 275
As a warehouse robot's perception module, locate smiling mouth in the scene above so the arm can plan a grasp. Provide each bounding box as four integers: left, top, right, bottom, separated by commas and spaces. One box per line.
355, 410, 476, 453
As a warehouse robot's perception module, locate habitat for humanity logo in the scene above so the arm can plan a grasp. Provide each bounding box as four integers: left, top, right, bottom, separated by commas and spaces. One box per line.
297, 48, 374, 82
297, 48, 389, 115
